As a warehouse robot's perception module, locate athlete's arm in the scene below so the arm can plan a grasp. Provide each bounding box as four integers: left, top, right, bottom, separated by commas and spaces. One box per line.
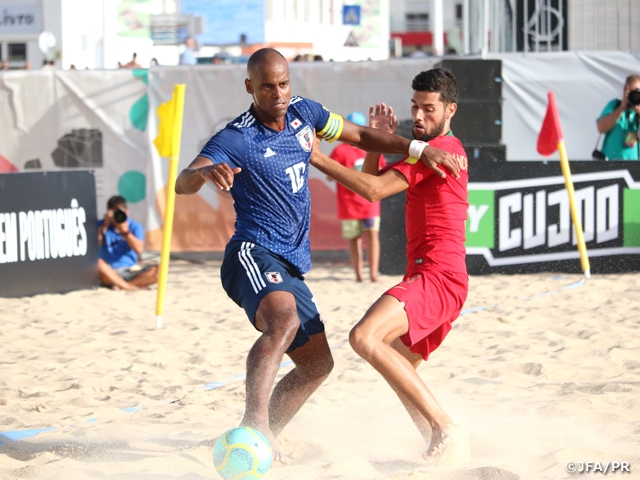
316, 108, 459, 179
176, 128, 244, 194
175, 156, 241, 194
311, 138, 408, 202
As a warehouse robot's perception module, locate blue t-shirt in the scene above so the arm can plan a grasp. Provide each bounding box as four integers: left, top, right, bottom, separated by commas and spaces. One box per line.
98, 218, 144, 269
179, 48, 198, 66
198, 96, 343, 274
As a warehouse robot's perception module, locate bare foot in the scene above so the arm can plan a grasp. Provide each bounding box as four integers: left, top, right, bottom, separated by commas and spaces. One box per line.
241, 422, 289, 465
423, 424, 470, 467
370, 276, 382, 283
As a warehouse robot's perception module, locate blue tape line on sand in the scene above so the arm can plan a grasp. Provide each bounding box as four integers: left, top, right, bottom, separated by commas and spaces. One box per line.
0, 428, 55, 443
0, 277, 586, 444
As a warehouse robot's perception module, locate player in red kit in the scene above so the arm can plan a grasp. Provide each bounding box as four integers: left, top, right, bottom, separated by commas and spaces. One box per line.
311, 68, 470, 463
328, 111, 387, 283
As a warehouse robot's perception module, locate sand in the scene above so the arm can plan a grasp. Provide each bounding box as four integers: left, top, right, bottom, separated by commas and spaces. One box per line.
1, 261, 640, 479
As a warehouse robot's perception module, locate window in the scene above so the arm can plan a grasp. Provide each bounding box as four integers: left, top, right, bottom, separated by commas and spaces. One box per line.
8, 43, 27, 62
406, 13, 429, 31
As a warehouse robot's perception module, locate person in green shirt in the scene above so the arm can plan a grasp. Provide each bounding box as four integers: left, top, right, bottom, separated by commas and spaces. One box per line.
596, 74, 640, 161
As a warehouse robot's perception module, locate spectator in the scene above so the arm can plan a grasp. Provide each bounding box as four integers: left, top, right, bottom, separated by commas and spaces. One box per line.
313, 54, 324, 62
596, 74, 640, 160
1, 60, 8, 70
328, 111, 387, 283
410, 45, 428, 58
97, 195, 158, 290
123, 53, 141, 68
179, 37, 198, 66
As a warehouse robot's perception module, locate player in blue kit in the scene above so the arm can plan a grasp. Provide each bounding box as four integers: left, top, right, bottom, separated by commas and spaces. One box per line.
175, 48, 459, 463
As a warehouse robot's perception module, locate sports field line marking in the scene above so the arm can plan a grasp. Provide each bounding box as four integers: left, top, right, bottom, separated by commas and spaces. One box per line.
0, 277, 585, 445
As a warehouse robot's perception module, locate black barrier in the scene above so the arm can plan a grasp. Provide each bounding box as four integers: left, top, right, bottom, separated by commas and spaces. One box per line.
380, 162, 640, 276
0, 170, 99, 297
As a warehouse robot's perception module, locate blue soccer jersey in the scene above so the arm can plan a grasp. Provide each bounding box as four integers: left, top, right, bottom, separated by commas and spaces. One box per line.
198, 96, 344, 274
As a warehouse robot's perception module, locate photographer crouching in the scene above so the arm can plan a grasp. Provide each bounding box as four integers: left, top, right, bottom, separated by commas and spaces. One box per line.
596, 74, 640, 161
97, 195, 158, 290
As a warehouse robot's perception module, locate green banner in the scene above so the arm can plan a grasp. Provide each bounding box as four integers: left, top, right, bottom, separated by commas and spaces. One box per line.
624, 188, 640, 247
466, 190, 495, 248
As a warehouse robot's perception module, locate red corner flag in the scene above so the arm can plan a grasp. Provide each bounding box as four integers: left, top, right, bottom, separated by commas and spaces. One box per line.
537, 91, 564, 156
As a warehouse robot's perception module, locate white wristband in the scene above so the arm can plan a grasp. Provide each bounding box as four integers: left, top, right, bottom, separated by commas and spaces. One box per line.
409, 140, 428, 158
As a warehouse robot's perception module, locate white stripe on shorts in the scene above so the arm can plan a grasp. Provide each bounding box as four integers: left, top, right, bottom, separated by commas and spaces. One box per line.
245, 243, 266, 289
238, 242, 266, 294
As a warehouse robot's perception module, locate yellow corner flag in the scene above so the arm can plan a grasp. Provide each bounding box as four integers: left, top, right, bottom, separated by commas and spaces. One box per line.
154, 84, 186, 328
536, 91, 591, 278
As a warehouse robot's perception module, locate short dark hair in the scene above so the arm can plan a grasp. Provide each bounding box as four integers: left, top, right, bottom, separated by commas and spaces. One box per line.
107, 195, 127, 210
411, 68, 459, 105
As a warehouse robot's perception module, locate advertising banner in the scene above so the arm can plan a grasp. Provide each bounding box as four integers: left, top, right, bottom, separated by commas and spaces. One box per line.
467, 161, 640, 274
0, 170, 98, 297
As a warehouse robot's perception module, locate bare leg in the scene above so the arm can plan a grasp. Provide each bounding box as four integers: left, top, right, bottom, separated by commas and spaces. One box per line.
130, 265, 159, 288
98, 259, 137, 290
269, 332, 333, 436
349, 295, 462, 460
241, 291, 300, 464
387, 338, 432, 442
363, 229, 381, 283
348, 237, 364, 282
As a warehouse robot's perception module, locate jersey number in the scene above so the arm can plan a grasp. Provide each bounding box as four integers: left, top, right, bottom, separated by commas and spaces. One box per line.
285, 162, 306, 193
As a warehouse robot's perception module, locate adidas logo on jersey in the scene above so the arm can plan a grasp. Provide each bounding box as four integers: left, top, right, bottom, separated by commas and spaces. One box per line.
290, 118, 302, 129
264, 147, 276, 158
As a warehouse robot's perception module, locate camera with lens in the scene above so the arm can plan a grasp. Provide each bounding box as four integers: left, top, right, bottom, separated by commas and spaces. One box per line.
113, 209, 128, 224
628, 88, 640, 107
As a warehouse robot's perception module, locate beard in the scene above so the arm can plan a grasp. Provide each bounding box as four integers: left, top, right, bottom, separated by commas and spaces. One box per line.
413, 114, 446, 142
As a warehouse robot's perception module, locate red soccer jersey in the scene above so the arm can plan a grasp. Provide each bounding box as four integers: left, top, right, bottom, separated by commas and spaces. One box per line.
329, 143, 387, 220
387, 134, 469, 273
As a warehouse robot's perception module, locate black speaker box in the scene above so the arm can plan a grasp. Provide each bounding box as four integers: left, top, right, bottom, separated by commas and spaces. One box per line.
463, 143, 507, 162
450, 100, 502, 144
437, 59, 502, 102
379, 191, 408, 276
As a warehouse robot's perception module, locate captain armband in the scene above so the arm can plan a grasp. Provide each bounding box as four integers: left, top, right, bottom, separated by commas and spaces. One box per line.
317, 113, 344, 142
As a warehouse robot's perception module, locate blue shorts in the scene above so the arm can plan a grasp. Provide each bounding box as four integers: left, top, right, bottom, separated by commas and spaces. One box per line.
220, 241, 324, 353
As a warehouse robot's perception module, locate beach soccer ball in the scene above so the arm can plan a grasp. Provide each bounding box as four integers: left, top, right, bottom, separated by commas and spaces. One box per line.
213, 427, 273, 480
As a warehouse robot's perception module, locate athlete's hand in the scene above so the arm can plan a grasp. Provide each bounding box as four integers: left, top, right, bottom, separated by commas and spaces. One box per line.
420, 145, 460, 179
199, 163, 242, 191
369, 103, 397, 134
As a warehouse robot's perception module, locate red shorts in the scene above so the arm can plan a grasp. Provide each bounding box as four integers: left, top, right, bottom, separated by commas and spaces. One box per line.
384, 266, 468, 360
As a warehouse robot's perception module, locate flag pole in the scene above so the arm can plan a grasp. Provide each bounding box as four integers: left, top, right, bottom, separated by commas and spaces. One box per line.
538, 92, 591, 279
557, 140, 591, 278
155, 84, 186, 328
